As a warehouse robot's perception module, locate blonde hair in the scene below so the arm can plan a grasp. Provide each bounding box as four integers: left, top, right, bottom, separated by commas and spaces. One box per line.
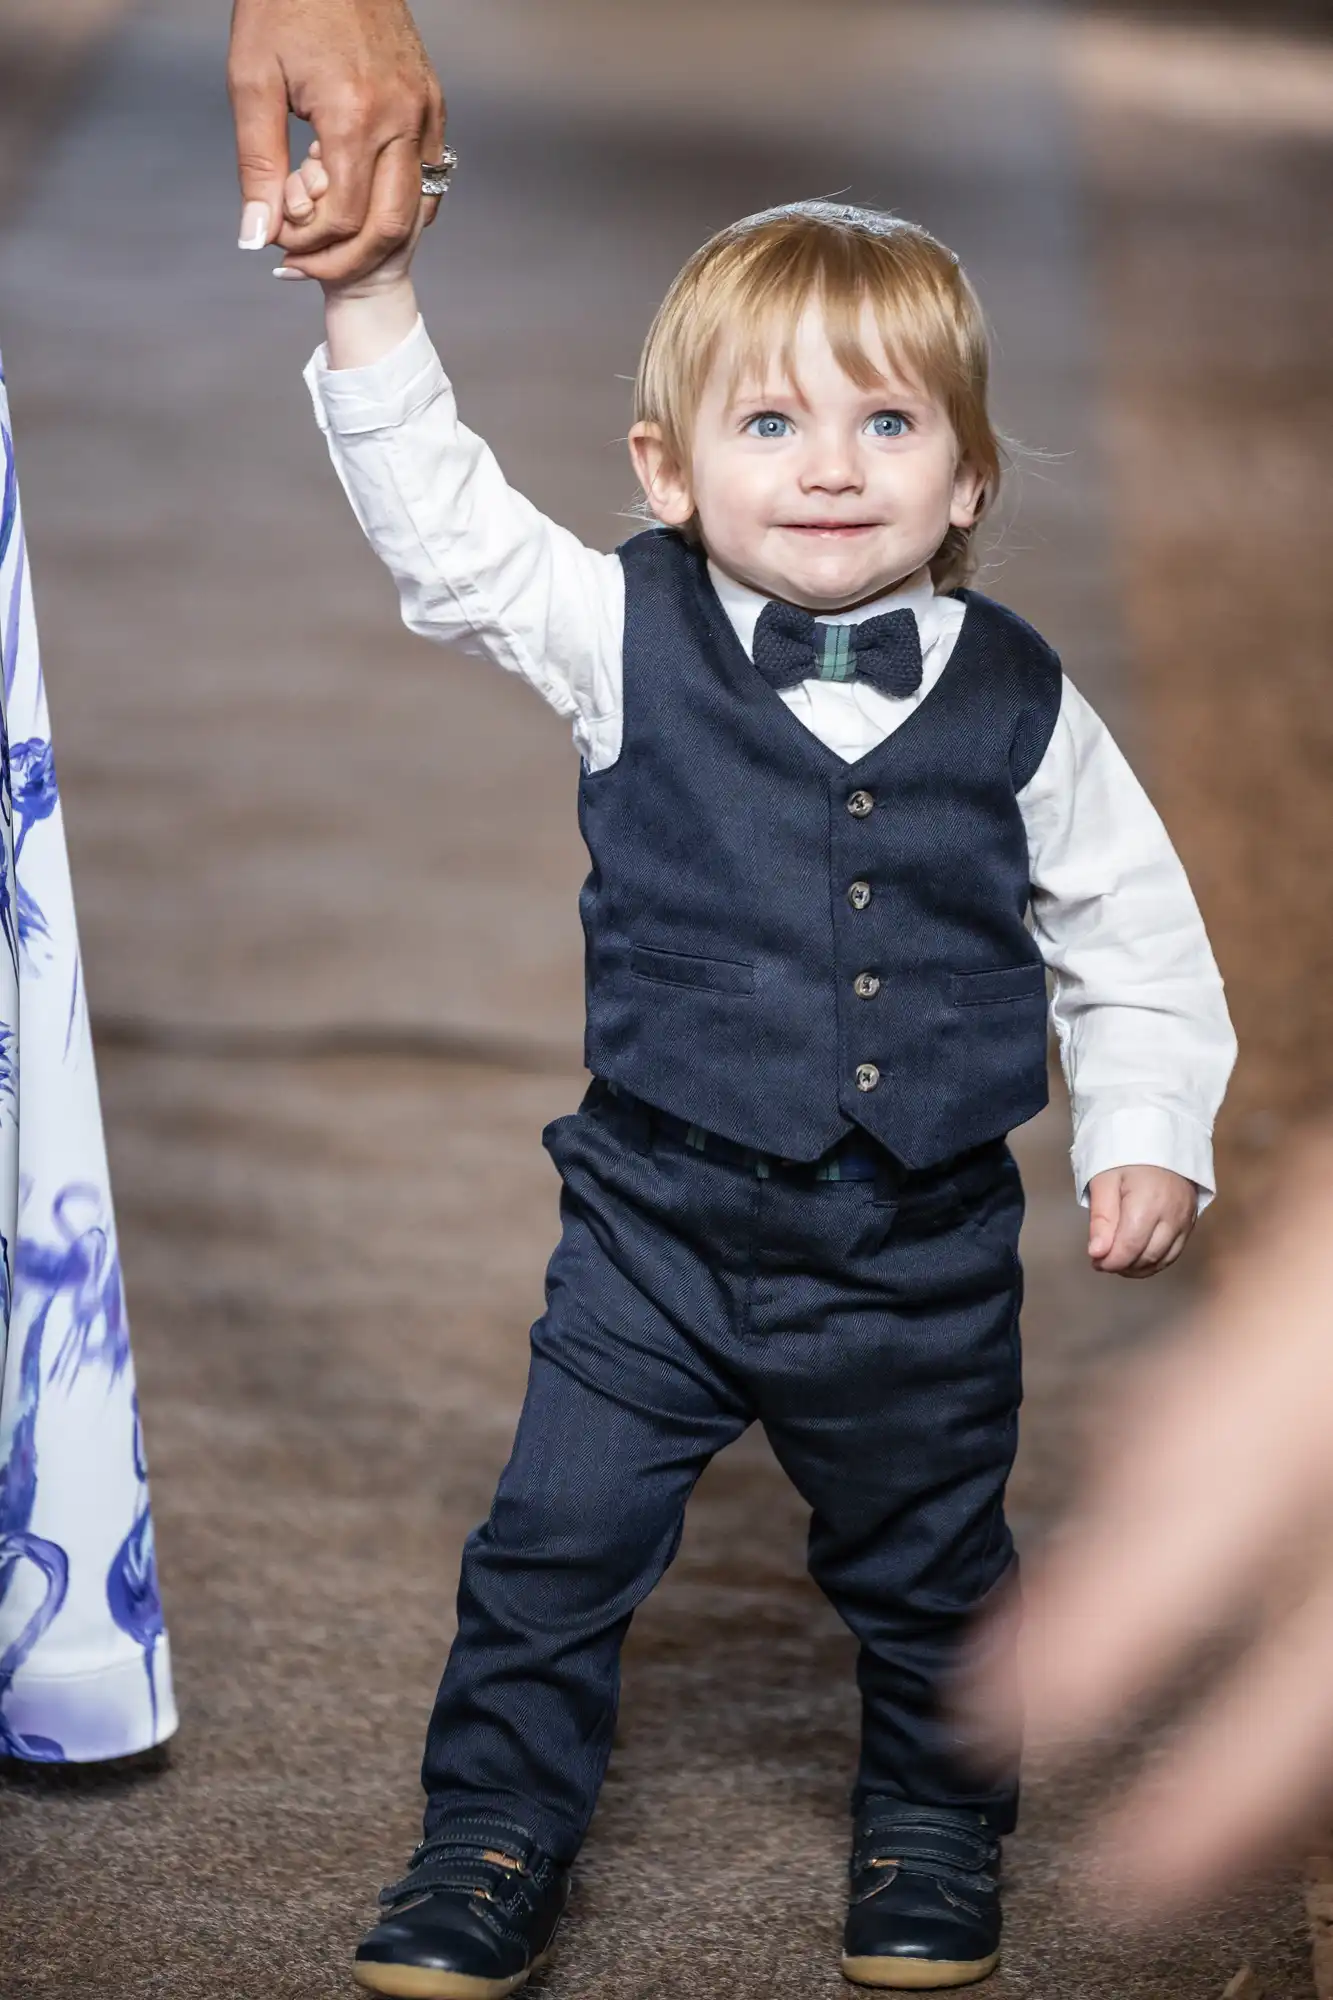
633, 202, 1003, 592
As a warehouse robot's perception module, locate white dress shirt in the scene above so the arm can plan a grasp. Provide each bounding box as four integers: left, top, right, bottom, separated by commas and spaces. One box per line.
305, 317, 1236, 1203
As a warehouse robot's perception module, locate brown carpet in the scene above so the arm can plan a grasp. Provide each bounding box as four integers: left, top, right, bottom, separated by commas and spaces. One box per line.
0, 2, 1319, 1994
2, 1056, 1312, 1999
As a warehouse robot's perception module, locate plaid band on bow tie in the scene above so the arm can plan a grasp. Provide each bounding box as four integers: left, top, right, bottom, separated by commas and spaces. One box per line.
752, 599, 924, 701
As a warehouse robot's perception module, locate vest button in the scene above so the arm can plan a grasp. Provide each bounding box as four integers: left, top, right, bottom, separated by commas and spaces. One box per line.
854, 973, 881, 1000
847, 880, 872, 912
855, 1063, 881, 1093
847, 790, 875, 818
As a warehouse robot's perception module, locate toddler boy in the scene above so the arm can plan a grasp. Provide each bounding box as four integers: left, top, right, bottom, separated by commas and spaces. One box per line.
283, 149, 1235, 1994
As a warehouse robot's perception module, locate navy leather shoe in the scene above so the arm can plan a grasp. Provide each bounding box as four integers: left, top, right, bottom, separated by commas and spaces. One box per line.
841, 1801, 1002, 1990
353, 1814, 570, 2000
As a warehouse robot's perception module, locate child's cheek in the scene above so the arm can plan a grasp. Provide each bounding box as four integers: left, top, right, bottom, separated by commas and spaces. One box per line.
697, 467, 758, 555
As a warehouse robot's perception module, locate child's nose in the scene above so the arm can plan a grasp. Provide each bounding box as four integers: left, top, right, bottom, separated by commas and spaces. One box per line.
801, 436, 863, 490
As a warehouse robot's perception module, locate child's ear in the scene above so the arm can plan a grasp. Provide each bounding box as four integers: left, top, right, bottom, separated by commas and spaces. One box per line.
628, 422, 695, 528
949, 459, 988, 531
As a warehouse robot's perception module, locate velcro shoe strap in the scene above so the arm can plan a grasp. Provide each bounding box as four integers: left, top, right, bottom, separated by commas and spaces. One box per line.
380, 1857, 505, 1906
853, 1812, 999, 1880
381, 1815, 539, 1908
419, 1813, 537, 1863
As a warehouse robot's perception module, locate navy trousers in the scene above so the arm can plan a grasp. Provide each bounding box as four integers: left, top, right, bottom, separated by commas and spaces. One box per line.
422, 1084, 1025, 1862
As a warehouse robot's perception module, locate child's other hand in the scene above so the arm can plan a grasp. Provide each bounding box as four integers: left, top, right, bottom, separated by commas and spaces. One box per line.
279, 142, 426, 293
1087, 1165, 1197, 1278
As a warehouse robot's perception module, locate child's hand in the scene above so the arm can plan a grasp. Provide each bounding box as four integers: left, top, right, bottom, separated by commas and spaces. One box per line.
278, 141, 426, 368
1087, 1165, 1197, 1278
278, 142, 427, 294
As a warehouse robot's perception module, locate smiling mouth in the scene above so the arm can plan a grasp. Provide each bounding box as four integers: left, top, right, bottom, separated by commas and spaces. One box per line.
781, 522, 881, 538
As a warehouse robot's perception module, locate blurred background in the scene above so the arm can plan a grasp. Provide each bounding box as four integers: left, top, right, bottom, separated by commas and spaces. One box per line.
0, 1, 1329, 1994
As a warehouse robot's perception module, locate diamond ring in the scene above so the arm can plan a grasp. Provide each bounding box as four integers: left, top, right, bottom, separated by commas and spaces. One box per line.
421, 148, 458, 198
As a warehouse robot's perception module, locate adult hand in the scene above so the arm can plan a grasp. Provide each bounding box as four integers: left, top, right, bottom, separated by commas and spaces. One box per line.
228, 0, 444, 285
991, 1122, 1333, 1911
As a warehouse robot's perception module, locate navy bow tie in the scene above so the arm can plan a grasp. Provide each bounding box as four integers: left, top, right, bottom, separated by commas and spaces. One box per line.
751, 599, 924, 701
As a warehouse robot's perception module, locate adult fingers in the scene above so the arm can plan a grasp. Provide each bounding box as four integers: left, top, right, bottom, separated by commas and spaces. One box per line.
1012, 1127, 1333, 1764
419, 75, 447, 231
275, 97, 381, 259
284, 135, 425, 286
228, 45, 289, 249
1084, 1557, 1333, 1912
953, 1565, 1026, 1770
1017, 1334, 1300, 1760
276, 75, 437, 270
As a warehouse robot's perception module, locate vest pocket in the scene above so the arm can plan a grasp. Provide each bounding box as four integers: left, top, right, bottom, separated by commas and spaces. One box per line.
630, 945, 755, 995
949, 964, 1047, 1007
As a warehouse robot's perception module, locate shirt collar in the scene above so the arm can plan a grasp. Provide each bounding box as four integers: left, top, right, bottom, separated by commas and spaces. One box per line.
707, 560, 945, 663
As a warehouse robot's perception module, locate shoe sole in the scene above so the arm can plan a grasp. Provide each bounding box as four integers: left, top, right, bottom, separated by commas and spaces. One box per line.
352, 1948, 552, 2000
840, 1951, 1000, 1991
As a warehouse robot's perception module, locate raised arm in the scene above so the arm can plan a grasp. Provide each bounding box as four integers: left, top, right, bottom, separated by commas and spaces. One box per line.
288, 148, 626, 760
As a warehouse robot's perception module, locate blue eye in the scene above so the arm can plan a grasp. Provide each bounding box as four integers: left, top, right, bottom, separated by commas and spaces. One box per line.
746, 413, 794, 439
868, 411, 909, 438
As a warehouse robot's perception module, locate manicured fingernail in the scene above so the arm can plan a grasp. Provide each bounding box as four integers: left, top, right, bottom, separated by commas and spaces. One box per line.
272, 266, 310, 281
238, 201, 271, 250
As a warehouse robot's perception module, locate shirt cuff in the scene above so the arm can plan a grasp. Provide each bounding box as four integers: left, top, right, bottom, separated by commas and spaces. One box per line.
303, 315, 444, 437
1071, 1106, 1217, 1211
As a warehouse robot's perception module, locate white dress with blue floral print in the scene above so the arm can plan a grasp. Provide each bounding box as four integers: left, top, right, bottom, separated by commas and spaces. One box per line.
0, 366, 176, 1761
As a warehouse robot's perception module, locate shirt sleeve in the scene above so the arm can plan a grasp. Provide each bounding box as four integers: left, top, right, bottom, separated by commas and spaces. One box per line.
1020, 677, 1237, 1206
303, 317, 626, 766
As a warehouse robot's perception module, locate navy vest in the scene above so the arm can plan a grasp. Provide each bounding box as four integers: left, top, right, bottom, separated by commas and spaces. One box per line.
578, 529, 1063, 1167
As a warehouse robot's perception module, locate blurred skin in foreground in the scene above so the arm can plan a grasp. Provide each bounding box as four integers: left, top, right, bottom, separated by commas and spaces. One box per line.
980, 1120, 1333, 1911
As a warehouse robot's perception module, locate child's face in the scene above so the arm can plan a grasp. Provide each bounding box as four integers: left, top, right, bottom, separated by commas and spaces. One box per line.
631, 303, 985, 612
